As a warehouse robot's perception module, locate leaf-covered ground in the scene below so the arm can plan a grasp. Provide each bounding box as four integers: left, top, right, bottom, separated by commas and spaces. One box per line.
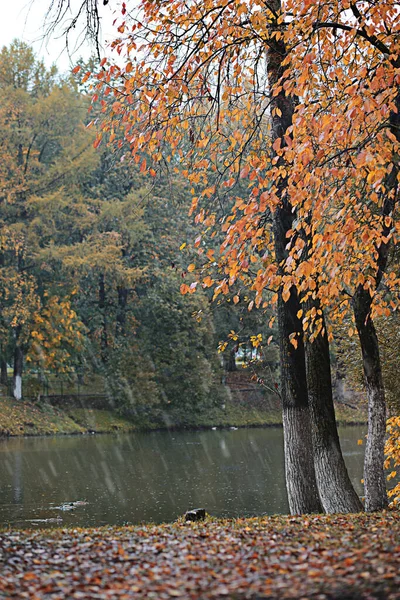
0, 512, 399, 599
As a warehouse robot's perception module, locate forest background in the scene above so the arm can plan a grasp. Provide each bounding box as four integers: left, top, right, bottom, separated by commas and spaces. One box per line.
1, 0, 400, 514
0, 39, 284, 427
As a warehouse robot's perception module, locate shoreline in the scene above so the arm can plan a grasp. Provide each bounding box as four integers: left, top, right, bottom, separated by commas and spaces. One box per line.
0, 395, 368, 440
0, 418, 369, 440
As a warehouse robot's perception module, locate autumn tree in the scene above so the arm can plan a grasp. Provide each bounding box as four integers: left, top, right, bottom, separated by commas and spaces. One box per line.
276, 0, 400, 511
43, 0, 398, 512
78, 0, 367, 514
0, 41, 96, 398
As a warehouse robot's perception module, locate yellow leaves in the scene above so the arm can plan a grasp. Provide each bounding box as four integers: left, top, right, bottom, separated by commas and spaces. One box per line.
358, 439, 363, 446
187, 264, 196, 273
282, 285, 291, 303
289, 333, 298, 349
250, 333, 262, 348
385, 416, 400, 506
218, 341, 228, 354
179, 243, 186, 251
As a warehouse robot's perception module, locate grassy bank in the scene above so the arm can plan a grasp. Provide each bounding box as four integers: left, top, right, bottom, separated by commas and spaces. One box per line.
0, 511, 398, 599
0, 395, 367, 437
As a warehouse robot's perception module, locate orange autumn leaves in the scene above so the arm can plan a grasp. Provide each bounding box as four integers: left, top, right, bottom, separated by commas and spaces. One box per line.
89, 1, 399, 342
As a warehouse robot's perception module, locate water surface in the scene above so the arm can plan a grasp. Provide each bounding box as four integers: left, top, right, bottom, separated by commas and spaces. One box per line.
0, 425, 366, 528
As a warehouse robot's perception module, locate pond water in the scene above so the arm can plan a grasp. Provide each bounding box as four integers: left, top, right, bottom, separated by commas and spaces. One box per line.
0, 425, 366, 528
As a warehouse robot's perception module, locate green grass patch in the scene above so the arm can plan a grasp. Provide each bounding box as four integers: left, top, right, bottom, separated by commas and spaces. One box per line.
0, 392, 367, 437
67, 408, 138, 433
183, 404, 283, 428
334, 403, 368, 424
0, 397, 84, 436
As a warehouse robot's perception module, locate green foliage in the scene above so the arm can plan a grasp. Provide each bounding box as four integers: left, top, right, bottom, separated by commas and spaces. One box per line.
0, 40, 97, 390
334, 313, 400, 415
136, 269, 224, 415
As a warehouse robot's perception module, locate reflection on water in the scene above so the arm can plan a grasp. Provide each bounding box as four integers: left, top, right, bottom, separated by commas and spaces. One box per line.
0, 425, 366, 528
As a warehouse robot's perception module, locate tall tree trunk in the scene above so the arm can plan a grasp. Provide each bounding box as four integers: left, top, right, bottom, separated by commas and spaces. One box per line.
99, 273, 108, 362
0, 255, 6, 387
276, 286, 322, 514
306, 306, 363, 513
0, 344, 8, 387
116, 286, 128, 338
350, 90, 400, 512
353, 288, 388, 511
225, 346, 237, 372
13, 344, 23, 401
268, 0, 321, 514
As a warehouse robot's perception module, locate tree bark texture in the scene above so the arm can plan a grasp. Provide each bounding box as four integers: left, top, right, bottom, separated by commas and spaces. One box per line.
99, 273, 108, 362
277, 288, 322, 514
13, 344, 23, 401
353, 287, 388, 511
305, 307, 363, 513
116, 286, 128, 338
349, 91, 399, 512
267, 0, 322, 514
225, 346, 237, 372
1, 350, 8, 386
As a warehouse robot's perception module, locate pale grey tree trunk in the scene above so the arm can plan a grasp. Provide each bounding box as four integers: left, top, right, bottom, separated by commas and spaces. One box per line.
353, 288, 388, 511
275, 286, 322, 514
13, 344, 23, 401
305, 307, 363, 513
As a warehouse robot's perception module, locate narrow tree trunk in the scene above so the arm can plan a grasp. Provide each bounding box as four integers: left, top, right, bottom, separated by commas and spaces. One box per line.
268, 0, 321, 514
225, 346, 237, 372
348, 90, 399, 511
99, 273, 108, 362
1, 345, 8, 386
0, 255, 7, 387
306, 308, 363, 513
353, 287, 388, 511
116, 286, 128, 338
13, 345, 23, 401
